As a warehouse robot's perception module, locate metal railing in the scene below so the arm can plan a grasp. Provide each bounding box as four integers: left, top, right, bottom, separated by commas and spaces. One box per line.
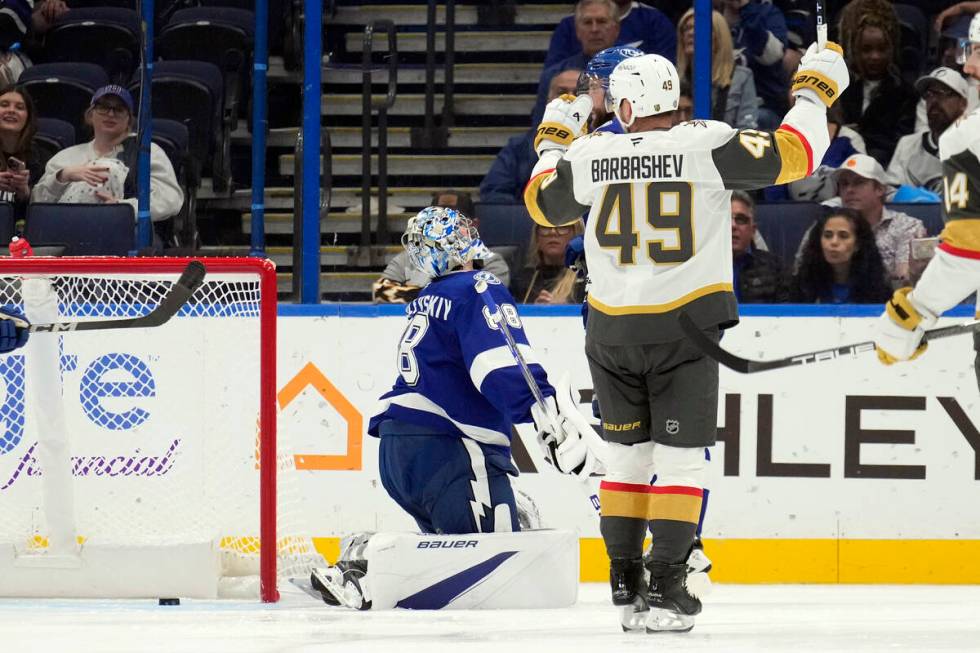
360, 21, 398, 247
413, 0, 456, 149
291, 128, 331, 302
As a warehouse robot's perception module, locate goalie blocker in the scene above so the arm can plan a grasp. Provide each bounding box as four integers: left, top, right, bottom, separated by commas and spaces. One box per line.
311, 529, 578, 610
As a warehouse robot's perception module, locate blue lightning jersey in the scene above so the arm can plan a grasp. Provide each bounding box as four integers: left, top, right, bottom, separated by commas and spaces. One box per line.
595, 117, 624, 134
368, 271, 553, 467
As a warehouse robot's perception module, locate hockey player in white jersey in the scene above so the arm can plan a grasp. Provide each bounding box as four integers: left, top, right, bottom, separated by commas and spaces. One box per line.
524, 45, 849, 632
875, 13, 980, 385
310, 206, 600, 610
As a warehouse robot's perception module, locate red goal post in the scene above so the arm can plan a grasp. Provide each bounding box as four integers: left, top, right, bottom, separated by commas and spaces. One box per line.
0, 257, 315, 602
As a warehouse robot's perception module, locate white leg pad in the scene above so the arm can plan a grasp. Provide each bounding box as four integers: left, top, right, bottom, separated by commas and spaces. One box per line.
361, 529, 579, 609
603, 441, 655, 484
652, 444, 706, 489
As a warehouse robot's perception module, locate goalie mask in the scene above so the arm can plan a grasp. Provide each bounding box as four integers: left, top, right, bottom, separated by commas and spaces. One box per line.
608, 54, 680, 128
403, 206, 490, 278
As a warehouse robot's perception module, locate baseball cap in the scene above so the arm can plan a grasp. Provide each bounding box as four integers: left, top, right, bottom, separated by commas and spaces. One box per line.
941, 14, 972, 40
833, 154, 888, 184
914, 67, 969, 100
90, 85, 134, 113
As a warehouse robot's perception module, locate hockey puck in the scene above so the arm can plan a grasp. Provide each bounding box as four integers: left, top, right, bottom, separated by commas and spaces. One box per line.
158, 598, 180, 606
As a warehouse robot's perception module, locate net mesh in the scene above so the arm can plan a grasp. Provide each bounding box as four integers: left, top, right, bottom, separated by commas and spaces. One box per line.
0, 264, 322, 597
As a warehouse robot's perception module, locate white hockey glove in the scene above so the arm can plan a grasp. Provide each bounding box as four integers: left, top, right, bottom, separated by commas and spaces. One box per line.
791, 41, 849, 108
874, 287, 937, 365
531, 373, 605, 479
534, 93, 592, 158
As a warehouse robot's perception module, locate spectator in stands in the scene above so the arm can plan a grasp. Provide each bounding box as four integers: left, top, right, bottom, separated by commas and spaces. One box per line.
888, 67, 969, 195
32, 85, 184, 242
0, 84, 38, 218
778, 3, 815, 81
482, 70, 581, 204
30, 0, 68, 36
0, 0, 36, 86
714, 0, 790, 129
913, 15, 979, 133
676, 8, 759, 129
793, 154, 926, 288
373, 191, 511, 304
731, 190, 789, 303
836, 0, 917, 166
512, 220, 586, 304
543, 0, 675, 69
764, 92, 866, 202
673, 83, 693, 126
791, 207, 892, 304
534, 0, 621, 124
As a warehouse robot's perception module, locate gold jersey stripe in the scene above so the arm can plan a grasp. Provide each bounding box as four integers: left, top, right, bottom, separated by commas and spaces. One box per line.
523, 169, 558, 227
774, 128, 811, 185
588, 282, 734, 315
940, 220, 980, 254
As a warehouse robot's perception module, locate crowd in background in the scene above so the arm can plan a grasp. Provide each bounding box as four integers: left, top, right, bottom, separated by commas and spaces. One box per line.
436, 0, 980, 307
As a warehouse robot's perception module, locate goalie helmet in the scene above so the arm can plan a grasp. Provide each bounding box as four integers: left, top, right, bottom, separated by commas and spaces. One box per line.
402, 206, 489, 278
576, 46, 645, 112
607, 54, 680, 128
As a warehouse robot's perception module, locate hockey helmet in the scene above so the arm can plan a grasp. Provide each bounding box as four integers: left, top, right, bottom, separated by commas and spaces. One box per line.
576, 46, 645, 111
402, 206, 489, 278
607, 54, 680, 128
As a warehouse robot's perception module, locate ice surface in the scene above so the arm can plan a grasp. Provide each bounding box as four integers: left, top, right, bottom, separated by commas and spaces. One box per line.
3, 583, 979, 652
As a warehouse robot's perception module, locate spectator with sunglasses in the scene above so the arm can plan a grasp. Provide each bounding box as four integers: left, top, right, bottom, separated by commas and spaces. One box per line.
730, 190, 790, 303
513, 221, 586, 304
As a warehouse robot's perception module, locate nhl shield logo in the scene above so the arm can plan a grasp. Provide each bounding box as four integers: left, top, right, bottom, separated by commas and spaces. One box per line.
665, 419, 680, 435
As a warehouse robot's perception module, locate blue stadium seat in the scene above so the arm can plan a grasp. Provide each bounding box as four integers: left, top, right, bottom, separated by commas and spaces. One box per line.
157, 7, 254, 123
42, 8, 140, 84
19, 63, 109, 138
0, 203, 14, 245
131, 60, 228, 192
754, 202, 825, 264
26, 203, 135, 256
151, 118, 197, 246
473, 203, 534, 250
33, 118, 76, 171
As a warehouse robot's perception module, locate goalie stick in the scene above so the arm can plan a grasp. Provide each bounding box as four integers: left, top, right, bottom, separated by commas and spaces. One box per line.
473, 273, 601, 513
23, 260, 207, 333
678, 311, 980, 374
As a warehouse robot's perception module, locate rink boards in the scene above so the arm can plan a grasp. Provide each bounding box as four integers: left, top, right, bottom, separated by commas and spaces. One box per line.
277, 303, 980, 584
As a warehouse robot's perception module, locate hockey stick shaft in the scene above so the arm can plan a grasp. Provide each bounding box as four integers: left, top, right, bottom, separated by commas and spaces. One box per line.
26, 260, 207, 333
474, 277, 601, 512
679, 311, 980, 374
815, 0, 827, 49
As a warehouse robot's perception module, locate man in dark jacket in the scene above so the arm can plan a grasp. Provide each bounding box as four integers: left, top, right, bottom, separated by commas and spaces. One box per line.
731, 190, 790, 303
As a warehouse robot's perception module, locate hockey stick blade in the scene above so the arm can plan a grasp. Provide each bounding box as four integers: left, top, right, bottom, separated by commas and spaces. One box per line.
28, 260, 208, 333
678, 311, 980, 374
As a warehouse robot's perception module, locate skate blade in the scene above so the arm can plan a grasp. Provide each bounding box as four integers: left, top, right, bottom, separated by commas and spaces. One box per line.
619, 598, 649, 632
645, 607, 695, 633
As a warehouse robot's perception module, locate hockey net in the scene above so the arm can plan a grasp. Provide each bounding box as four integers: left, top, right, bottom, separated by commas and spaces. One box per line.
0, 257, 322, 601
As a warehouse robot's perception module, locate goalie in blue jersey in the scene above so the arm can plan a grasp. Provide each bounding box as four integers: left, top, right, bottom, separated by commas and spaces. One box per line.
310, 206, 602, 610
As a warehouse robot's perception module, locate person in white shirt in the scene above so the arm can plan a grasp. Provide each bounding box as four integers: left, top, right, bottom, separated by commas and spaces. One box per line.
31, 85, 184, 241
888, 67, 969, 194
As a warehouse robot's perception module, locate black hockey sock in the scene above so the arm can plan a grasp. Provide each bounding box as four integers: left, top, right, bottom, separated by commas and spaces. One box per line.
601, 515, 647, 559
647, 519, 698, 565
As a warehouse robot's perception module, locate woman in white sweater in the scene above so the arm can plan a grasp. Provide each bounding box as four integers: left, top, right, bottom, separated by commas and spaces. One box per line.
31, 85, 184, 239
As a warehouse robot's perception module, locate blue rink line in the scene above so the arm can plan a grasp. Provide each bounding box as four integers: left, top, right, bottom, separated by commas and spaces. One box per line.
278, 303, 976, 318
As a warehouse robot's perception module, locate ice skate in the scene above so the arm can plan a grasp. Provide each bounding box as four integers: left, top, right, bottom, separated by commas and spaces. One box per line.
645, 561, 701, 633
609, 558, 649, 632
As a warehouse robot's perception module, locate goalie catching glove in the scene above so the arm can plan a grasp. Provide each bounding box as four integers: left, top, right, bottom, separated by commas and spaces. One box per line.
874, 287, 936, 365
791, 41, 849, 107
534, 94, 592, 158
530, 373, 605, 479
0, 309, 29, 354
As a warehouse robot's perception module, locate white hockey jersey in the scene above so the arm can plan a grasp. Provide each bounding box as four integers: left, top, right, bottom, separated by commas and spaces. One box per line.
938, 107, 980, 258
524, 99, 830, 344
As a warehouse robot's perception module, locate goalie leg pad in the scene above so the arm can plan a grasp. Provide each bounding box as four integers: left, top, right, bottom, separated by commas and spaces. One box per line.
359, 530, 579, 609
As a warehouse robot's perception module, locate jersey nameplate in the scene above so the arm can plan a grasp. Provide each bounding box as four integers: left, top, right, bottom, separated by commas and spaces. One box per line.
591, 154, 685, 184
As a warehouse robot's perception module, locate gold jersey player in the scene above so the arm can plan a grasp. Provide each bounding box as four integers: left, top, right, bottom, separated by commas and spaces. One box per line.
523, 46, 850, 633
875, 13, 980, 386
